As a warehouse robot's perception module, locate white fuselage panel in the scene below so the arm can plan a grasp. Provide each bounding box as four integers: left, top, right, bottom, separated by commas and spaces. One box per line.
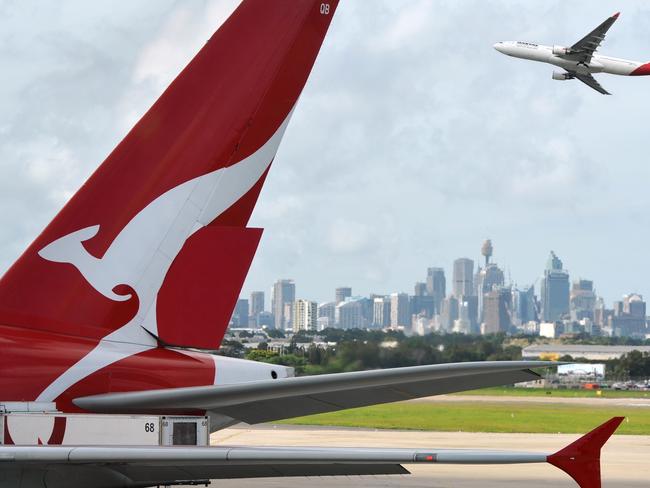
494, 41, 643, 76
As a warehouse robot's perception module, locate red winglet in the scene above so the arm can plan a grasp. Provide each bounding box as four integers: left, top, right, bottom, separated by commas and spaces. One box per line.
547, 417, 624, 488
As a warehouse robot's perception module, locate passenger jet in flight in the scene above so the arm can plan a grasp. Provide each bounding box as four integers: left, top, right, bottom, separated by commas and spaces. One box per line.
494, 12, 650, 94
0, 1, 622, 487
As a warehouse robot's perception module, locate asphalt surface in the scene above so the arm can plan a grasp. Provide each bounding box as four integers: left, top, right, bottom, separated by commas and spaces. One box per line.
421, 393, 650, 408
211, 424, 649, 488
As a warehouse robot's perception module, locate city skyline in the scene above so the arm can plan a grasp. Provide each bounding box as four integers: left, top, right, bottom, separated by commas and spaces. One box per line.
244, 240, 641, 308
237, 239, 647, 338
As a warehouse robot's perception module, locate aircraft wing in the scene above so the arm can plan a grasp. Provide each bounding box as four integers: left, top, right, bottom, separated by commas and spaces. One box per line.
573, 72, 611, 95
568, 12, 620, 63
75, 361, 549, 426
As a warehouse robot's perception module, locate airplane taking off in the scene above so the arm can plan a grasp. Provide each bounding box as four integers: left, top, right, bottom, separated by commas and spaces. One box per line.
0, 1, 624, 487
494, 12, 650, 94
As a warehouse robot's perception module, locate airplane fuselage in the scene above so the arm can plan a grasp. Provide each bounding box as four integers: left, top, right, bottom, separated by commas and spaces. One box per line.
494, 41, 650, 76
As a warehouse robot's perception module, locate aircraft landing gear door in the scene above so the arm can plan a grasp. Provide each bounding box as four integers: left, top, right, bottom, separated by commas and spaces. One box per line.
160, 416, 209, 446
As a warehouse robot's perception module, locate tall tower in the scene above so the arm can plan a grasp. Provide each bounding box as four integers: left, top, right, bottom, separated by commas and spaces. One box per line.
452, 258, 474, 298
476, 240, 504, 325
481, 239, 493, 267
249, 291, 265, 318
272, 279, 295, 329
426, 267, 446, 314
541, 251, 569, 322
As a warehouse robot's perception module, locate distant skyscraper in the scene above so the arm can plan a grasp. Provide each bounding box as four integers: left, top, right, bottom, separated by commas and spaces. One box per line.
453, 300, 472, 334
465, 295, 479, 332
318, 302, 337, 326
540, 251, 570, 322
414, 282, 427, 297
373, 297, 391, 328
453, 258, 474, 298
256, 311, 274, 328
336, 299, 366, 329
513, 286, 537, 325
611, 294, 647, 337
426, 267, 445, 314
272, 279, 295, 329
390, 292, 410, 327
476, 263, 505, 323
624, 293, 646, 317
232, 298, 249, 327
570, 280, 596, 321
283, 302, 294, 330
483, 288, 512, 334
410, 294, 435, 318
293, 300, 317, 333
335, 287, 352, 304
250, 291, 265, 318
439, 296, 459, 332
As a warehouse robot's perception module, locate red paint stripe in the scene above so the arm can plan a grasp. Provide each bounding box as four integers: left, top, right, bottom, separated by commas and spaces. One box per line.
631, 62, 650, 76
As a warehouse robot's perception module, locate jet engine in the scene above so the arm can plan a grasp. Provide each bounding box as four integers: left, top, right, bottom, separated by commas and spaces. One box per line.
552, 71, 573, 80
552, 45, 570, 55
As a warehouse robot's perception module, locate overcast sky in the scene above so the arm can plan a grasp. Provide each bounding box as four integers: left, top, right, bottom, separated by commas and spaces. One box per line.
1, 1, 650, 306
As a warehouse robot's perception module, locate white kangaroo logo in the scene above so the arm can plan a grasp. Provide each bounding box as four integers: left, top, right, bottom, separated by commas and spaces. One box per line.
36, 112, 293, 401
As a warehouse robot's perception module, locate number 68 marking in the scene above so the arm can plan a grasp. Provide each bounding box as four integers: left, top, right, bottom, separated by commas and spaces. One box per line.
320, 3, 330, 15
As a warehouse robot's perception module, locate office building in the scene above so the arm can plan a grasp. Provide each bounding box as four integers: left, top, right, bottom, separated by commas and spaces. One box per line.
272, 279, 295, 329
483, 287, 512, 334
390, 292, 410, 328
336, 299, 366, 329
335, 287, 352, 304
439, 296, 459, 332
249, 291, 265, 318
570, 280, 596, 321
610, 294, 647, 337
293, 300, 317, 333
318, 301, 337, 326
426, 267, 445, 314
410, 294, 435, 318
452, 258, 474, 298
256, 311, 274, 328
513, 286, 537, 325
476, 263, 505, 322
232, 298, 249, 327
540, 251, 570, 322
414, 282, 427, 297
373, 297, 391, 328
453, 300, 472, 334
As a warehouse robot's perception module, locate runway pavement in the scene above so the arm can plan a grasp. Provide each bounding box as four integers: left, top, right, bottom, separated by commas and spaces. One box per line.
423, 393, 650, 408
211, 424, 649, 488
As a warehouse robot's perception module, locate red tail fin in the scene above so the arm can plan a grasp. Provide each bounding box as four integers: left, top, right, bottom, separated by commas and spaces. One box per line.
0, 1, 339, 349
547, 417, 624, 488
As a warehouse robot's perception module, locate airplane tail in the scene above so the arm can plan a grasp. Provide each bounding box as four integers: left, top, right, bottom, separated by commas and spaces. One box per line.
0, 0, 339, 350
547, 417, 624, 488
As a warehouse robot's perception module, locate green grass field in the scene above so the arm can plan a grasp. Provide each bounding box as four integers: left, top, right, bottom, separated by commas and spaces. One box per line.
278, 401, 650, 435
455, 387, 650, 399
